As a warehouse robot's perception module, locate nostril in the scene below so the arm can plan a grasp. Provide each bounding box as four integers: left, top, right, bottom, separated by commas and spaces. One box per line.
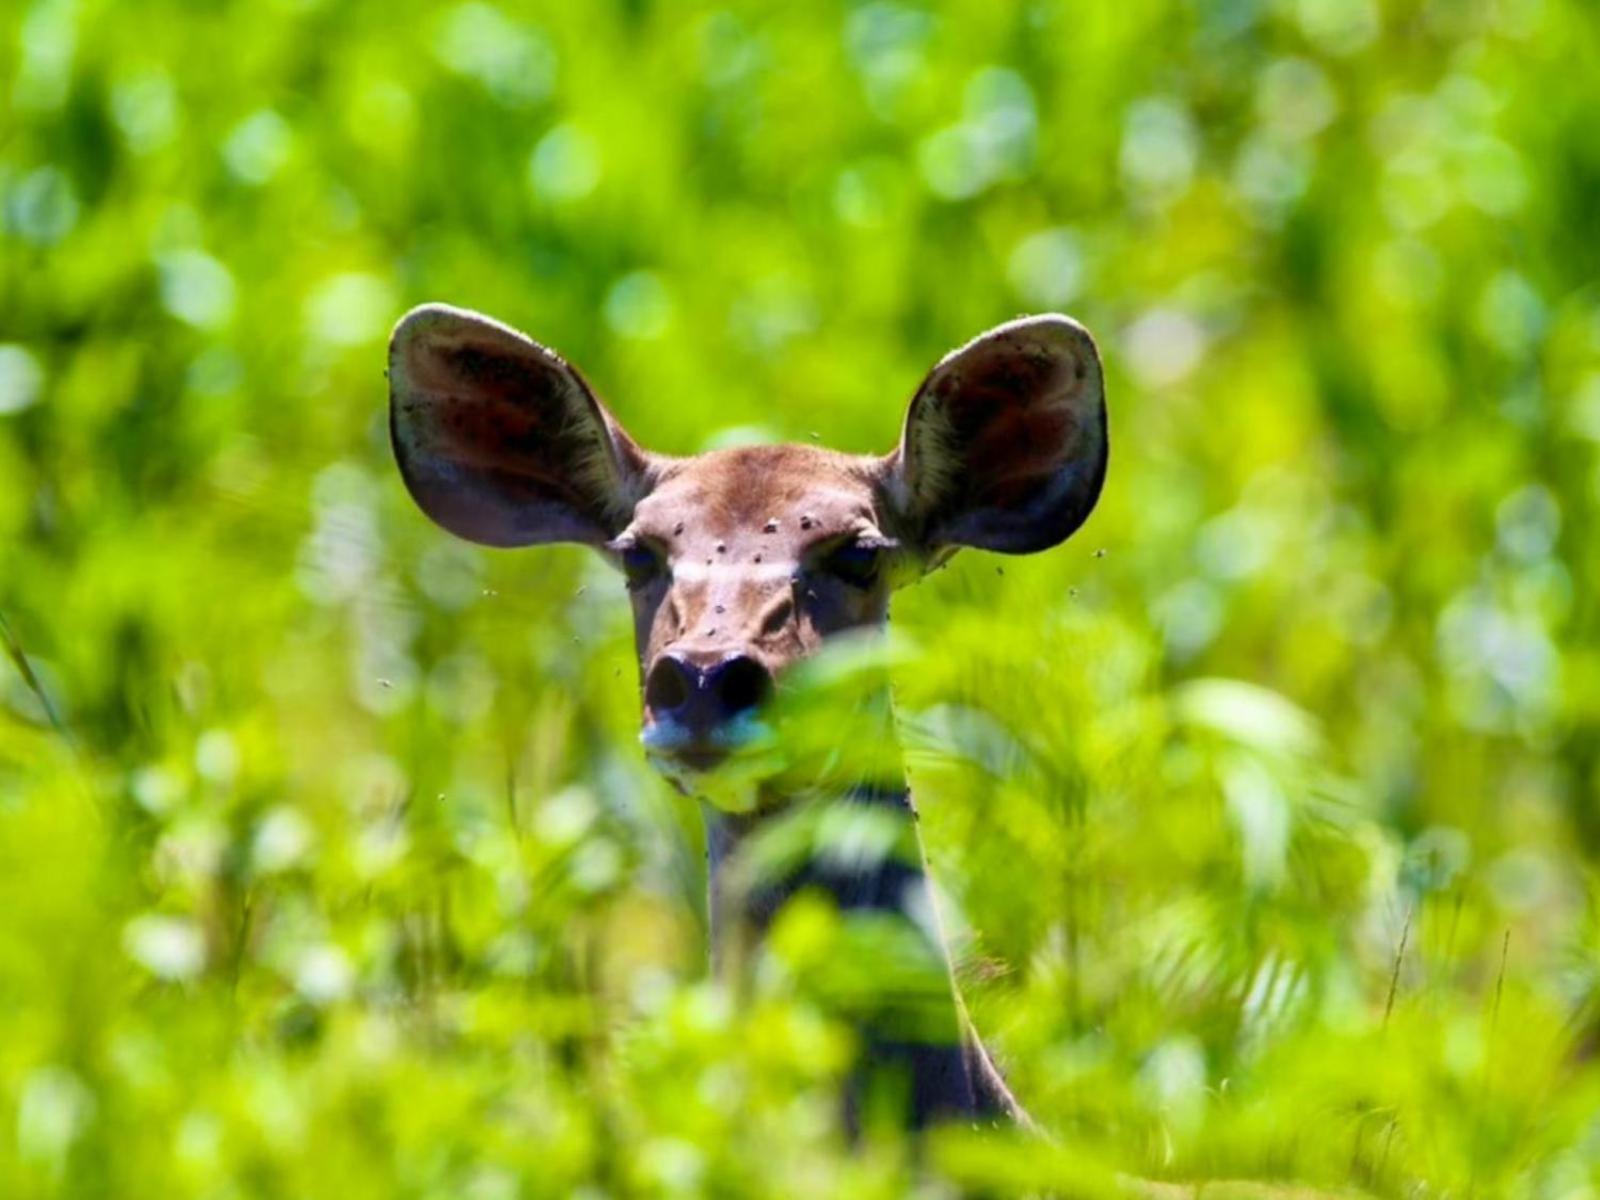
645, 657, 693, 713
712, 656, 772, 718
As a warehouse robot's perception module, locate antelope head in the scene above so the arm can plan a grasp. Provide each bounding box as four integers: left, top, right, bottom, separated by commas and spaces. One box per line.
388, 305, 1107, 802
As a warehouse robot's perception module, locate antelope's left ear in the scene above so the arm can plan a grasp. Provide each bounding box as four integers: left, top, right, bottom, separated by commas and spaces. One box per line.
881, 315, 1107, 556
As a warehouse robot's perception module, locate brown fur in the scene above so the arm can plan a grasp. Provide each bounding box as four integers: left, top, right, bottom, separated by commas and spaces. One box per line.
387, 304, 1108, 1131
620, 444, 895, 704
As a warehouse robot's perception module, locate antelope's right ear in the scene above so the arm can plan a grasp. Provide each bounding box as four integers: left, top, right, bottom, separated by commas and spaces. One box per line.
388, 304, 652, 547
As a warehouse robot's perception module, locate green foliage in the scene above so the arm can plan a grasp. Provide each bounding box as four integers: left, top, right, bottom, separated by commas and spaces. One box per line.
4, 0, 1600, 1195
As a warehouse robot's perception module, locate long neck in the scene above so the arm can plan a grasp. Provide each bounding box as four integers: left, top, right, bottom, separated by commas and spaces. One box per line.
700, 669, 925, 970
702, 780, 1005, 1129
703, 782, 932, 971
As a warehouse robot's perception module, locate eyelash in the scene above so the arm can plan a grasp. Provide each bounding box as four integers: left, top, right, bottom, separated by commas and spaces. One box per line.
818, 538, 893, 589
616, 542, 665, 589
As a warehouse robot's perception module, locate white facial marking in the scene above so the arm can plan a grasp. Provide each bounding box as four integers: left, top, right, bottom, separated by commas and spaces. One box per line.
640, 712, 780, 812
639, 712, 773, 753
666, 560, 797, 584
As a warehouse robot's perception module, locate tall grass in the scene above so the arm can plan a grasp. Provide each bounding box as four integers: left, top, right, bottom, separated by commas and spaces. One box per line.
4, 0, 1600, 1195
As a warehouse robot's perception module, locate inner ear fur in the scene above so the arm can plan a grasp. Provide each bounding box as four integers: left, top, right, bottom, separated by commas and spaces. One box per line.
884, 314, 1108, 556
388, 304, 651, 548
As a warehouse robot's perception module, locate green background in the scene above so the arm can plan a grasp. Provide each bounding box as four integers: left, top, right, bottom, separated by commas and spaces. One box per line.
3, 0, 1599, 1195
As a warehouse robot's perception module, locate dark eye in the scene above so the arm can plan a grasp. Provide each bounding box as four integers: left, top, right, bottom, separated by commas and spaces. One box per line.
621, 543, 664, 589
821, 540, 883, 589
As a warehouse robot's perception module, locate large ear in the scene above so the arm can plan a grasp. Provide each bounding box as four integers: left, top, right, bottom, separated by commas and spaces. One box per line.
388, 304, 651, 547
882, 315, 1107, 556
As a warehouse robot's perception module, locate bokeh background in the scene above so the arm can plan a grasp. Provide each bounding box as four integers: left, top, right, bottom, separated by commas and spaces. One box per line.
4, 0, 1600, 1195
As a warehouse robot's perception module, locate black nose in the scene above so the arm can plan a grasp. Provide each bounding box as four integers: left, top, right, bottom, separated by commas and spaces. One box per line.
644, 653, 773, 741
